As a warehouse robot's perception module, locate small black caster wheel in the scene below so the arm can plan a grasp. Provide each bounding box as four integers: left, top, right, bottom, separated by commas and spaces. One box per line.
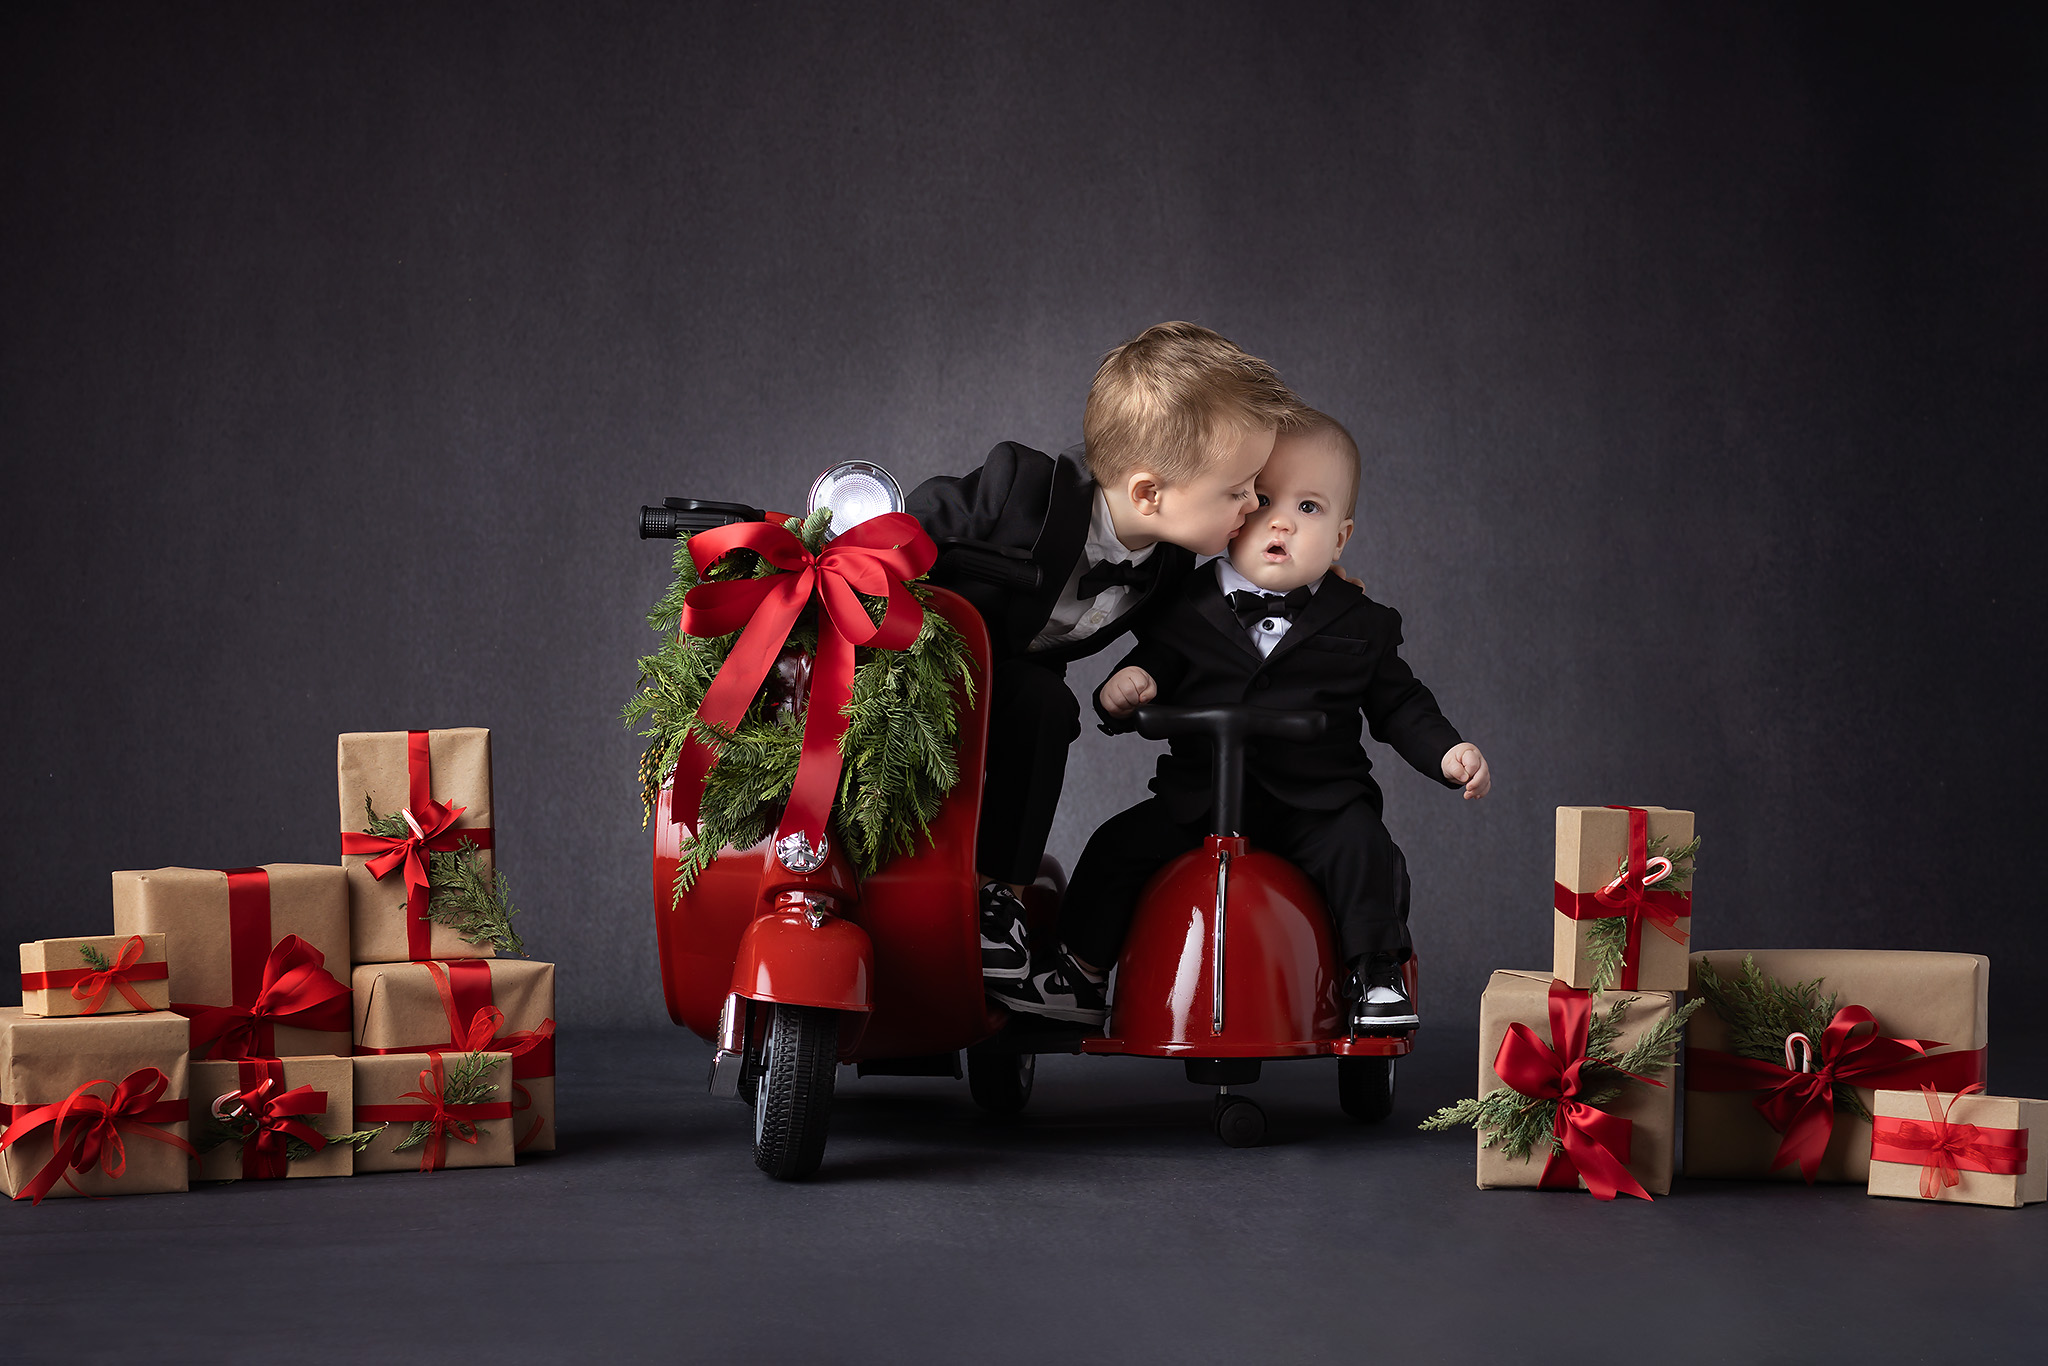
1213, 1095, 1266, 1148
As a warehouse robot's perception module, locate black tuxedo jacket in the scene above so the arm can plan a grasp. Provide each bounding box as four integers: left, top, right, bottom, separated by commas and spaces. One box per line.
907, 442, 1195, 665
1097, 562, 1465, 823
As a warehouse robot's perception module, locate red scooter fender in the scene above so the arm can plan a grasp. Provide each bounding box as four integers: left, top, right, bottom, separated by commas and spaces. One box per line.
731, 907, 875, 1015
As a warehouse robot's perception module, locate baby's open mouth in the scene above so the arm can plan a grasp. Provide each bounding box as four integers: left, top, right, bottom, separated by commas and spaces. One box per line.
1262, 539, 1289, 562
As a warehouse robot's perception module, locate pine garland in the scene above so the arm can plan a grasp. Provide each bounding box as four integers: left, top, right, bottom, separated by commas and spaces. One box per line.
621, 507, 975, 901
1419, 993, 1702, 1160
1692, 954, 1871, 1121
359, 799, 525, 956
1583, 832, 1701, 993
78, 943, 113, 971
392, 1051, 502, 1153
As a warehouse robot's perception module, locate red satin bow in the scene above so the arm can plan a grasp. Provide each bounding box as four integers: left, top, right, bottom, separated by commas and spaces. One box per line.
1491, 979, 1658, 1201
1870, 1084, 2030, 1199
20, 936, 167, 1014
670, 511, 936, 851
175, 934, 352, 1061
1550, 806, 1689, 989
342, 795, 471, 903
223, 1076, 330, 1181
355, 1053, 514, 1173
0, 1067, 196, 1204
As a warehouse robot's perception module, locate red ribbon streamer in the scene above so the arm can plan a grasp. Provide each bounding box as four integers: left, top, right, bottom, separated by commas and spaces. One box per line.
174, 933, 352, 1061
1869, 1084, 2029, 1199
340, 730, 496, 960
669, 512, 936, 851
1491, 979, 1660, 1201
20, 936, 167, 1014
1687, 1003, 1986, 1182
1550, 806, 1690, 990
356, 1053, 514, 1172
220, 1059, 330, 1180
0, 1067, 197, 1204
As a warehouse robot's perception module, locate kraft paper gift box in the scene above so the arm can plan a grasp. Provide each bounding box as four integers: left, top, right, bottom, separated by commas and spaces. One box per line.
352, 958, 556, 1153
1552, 805, 1694, 992
190, 1055, 357, 1181
19, 933, 169, 1017
112, 865, 352, 1060
0, 1007, 192, 1202
354, 1050, 515, 1173
1684, 948, 1989, 1183
1867, 1088, 2042, 1208
1476, 969, 1681, 1197
338, 727, 498, 965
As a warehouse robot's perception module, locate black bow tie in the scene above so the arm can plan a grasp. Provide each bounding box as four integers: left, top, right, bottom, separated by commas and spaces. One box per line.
1077, 555, 1157, 599
1228, 587, 1313, 629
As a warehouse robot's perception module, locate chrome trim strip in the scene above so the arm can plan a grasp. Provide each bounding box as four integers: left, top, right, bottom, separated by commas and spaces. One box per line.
1211, 847, 1231, 1034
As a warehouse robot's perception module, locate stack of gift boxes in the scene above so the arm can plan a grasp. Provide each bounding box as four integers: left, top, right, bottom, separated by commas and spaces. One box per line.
1458, 803, 2037, 1209
1, 727, 556, 1204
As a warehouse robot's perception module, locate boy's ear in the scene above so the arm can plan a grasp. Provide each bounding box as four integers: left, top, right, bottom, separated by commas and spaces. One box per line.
1333, 518, 1355, 556
1126, 472, 1165, 515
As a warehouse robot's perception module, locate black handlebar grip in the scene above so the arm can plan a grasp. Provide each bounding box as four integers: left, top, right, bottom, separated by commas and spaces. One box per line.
1131, 705, 1325, 744
640, 506, 683, 539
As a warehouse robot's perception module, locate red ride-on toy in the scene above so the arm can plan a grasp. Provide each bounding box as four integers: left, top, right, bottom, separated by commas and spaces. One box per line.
639, 467, 1416, 1178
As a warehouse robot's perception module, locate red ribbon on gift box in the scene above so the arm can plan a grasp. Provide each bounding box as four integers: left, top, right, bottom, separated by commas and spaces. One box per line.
1492, 978, 1660, 1201
1551, 805, 1690, 990
216, 1059, 330, 1180
20, 935, 167, 1014
669, 512, 935, 856
340, 731, 497, 960
0, 1067, 197, 1205
356, 1052, 514, 1172
174, 913, 352, 1061
1688, 1003, 1987, 1182
1869, 1084, 2029, 1199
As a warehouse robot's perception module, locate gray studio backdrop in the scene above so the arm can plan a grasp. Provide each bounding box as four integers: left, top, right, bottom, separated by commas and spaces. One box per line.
6, 3, 2042, 1031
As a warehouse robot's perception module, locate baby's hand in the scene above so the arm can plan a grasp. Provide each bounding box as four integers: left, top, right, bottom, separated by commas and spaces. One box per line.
1442, 743, 1491, 800
1099, 666, 1158, 718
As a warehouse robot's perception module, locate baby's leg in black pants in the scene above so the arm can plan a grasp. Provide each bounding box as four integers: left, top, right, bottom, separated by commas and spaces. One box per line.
1247, 789, 1412, 968
977, 657, 1082, 886
1058, 797, 1205, 972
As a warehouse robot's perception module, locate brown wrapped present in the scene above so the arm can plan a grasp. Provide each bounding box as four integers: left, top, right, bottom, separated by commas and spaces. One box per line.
1464, 970, 1689, 1198
190, 1056, 358, 1181
1552, 805, 1694, 992
354, 1051, 514, 1173
352, 958, 556, 1153
19, 933, 169, 1017
1684, 949, 1989, 1183
1867, 1087, 2042, 1208
112, 865, 352, 1060
338, 728, 504, 964
0, 1007, 192, 1203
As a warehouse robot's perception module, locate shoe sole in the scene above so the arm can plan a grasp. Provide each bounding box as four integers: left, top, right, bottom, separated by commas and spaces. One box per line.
1354, 1013, 1419, 1029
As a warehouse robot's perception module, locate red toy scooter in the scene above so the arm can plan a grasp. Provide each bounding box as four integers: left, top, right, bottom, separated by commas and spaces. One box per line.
639, 467, 1415, 1179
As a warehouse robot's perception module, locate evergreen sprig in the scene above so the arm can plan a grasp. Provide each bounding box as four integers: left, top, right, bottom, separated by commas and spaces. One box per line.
196, 1115, 388, 1163
1692, 954, 1870, 1121
392, 1051, 503, 1153
622, 507, 975, 899
360, 800, 525, 956
78, 942, 113, 971
1582, 832, 1702, 993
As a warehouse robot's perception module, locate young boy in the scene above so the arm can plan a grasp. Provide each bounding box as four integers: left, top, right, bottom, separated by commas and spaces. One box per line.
907, 323, 1303, 982
988, 410, 1491, 1030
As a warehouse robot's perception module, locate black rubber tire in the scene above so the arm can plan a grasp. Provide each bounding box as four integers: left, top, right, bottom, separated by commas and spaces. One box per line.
1337, 1056, 1396, 1123
1214, 1097, 1266, 1148
966, 1043, 1035, 1116
752, 1004, 838, 1179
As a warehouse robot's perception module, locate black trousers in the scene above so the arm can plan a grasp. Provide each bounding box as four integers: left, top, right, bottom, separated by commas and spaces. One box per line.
1059, 784, 1412, 972
976, 656, 1081, 885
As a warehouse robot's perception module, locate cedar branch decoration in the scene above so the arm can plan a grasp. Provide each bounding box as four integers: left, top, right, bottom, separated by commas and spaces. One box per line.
197, 1116, 385, 1163
1583, 832, 1700, 992
623, 507, 974, 900
1691, 954, 1871, 1121
392, 1050, 502, 1154
78, 943, 114, 971
359, 799, 525, 956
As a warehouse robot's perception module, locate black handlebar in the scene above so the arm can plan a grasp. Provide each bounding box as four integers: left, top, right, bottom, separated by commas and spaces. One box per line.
639, 498, 766, 539
1132, 705, 1326, 838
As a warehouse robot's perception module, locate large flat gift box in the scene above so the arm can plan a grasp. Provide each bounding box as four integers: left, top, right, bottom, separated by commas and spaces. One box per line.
112, 864, 352, 1060
352, 958, 556, 1152
0, 1007, 191, 1202
1476, 969, 1681, 1196
190, 1055, 357, 1181
19, 933, 169, 1017
354, 1051, 515, 1174
1552, 805, 1694, 992
338, 727, 498, 965
1684, 948, 1989, 1183
1867, 1088, 2042, 1208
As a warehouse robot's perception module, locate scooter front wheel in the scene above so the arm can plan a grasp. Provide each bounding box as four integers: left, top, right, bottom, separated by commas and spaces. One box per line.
752, 1003, 838, 1179
965, 1041, 1034, 1116
1337, 1055, 1396, 1122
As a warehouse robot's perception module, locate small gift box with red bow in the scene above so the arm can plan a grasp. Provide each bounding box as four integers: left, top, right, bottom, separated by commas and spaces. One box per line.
112, 865, 352, 1060
1683, 949, 1990, 1184
18, 933, 169, 1017
0, 1006, 194, 1203
1867, 1087, 2042, 1208
189, 1055, 359, 1181
338, 727, 509, 964
1552, 805, 1695, 992
351, 958, 556, 1153
353, 1050, 515, 1173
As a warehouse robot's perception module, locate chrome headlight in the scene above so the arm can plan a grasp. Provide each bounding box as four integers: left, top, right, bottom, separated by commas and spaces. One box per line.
807, 461, 903, 540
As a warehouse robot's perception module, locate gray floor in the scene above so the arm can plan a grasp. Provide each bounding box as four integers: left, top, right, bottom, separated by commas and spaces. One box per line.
5, 1025, 2043, 1364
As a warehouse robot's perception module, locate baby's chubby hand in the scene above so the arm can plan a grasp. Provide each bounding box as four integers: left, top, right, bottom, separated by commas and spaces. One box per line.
1098, 666, 1158, 718
1441, 742, 1491, 800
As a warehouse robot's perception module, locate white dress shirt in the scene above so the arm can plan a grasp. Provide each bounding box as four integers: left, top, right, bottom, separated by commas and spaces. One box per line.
1216, 560, 1320, 659
1029, 487, 1158, 652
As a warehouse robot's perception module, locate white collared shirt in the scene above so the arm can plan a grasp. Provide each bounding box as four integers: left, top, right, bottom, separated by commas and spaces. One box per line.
1216, 560, 1320, 658
1029, 486, 1159, 652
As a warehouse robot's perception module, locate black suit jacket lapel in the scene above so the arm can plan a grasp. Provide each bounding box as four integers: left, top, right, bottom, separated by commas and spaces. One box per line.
1192, 562, 1267, 665
1014, 452, 1090, 654
1260, 570, 1361, 668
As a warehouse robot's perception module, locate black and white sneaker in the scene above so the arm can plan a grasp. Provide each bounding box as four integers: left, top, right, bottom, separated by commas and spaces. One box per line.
1351, 957, 1419, 1033
987, 952, 1108, 1026
979, 885, 1031, 981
